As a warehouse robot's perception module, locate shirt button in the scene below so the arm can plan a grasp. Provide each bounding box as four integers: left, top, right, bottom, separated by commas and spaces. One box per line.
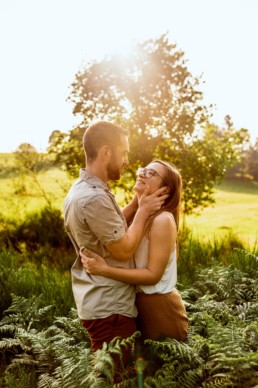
93, 185, 96, 189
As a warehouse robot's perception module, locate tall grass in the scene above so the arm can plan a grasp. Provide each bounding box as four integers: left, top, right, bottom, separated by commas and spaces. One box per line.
1, 231, 257, 322
0, 248, 75, 320
178, 228, 258, 285
0, 242, 257, 387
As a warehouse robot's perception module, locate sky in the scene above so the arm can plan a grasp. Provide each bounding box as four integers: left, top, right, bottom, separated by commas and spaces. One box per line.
0, 0, 258, 152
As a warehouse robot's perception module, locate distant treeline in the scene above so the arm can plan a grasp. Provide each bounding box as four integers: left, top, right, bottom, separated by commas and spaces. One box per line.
225, 137, 258, 181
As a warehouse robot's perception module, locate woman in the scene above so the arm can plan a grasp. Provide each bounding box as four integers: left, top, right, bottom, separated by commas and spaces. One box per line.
81, 160, 188, 341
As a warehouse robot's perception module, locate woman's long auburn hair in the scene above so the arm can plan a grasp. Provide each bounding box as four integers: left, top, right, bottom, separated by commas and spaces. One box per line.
145, 159, 182, 241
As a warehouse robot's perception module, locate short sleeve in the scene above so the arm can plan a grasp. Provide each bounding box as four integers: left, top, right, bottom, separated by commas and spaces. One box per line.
82, 194, 126, 245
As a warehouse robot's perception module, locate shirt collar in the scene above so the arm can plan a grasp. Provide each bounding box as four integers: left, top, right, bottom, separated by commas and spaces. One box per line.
79, 168, 110, 192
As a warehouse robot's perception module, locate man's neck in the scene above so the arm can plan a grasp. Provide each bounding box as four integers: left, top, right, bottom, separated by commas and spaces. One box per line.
85, 164, 108, 184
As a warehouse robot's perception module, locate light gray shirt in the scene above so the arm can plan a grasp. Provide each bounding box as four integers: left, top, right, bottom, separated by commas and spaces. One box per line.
63, 169, 137, 320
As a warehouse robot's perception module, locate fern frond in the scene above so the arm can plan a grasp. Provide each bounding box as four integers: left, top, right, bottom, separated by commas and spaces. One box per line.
0, 337, 30, 352
1, 293, 55, 332
6, 353, 39, 370
201, 374, 233, 388
0, 324, 26, 338
37, 372, 56, 388
144, 337, 203, 367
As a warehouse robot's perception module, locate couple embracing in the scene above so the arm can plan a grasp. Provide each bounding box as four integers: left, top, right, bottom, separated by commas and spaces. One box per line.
63, 121, 188, 358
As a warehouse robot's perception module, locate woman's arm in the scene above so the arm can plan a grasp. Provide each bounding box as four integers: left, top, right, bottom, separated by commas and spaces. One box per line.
81, 212, 177, 285
122, 194, 138, 224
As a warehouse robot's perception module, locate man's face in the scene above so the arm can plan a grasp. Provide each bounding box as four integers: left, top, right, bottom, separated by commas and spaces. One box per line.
107, 135, 129, 180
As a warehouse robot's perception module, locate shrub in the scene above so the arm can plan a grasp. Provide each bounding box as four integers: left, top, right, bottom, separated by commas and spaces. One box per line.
0, 206, 74, 267
12, 206, 70, 250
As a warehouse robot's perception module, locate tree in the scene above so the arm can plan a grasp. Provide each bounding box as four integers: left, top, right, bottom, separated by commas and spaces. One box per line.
15, 143, 52, 207
15, 143, 39, 171
49, 34, 247, 213
48, 128, 85, 177
247, 138, 258, 180
226, 134, 258, 181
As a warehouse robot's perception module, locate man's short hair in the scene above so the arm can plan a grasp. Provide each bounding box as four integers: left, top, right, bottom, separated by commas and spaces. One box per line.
83, 121, 128, 163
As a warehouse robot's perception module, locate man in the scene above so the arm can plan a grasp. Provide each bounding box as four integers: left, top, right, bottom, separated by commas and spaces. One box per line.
63, 121, 167, 351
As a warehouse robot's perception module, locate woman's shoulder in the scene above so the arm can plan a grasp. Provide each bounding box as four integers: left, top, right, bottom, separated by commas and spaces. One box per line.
154, 210, 175, 222
151, 211, 176, 231
149, 211, 177, 247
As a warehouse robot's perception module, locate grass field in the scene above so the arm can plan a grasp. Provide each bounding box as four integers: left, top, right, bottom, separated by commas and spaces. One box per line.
0, 152, 73, 222
186, 179, 258, 248
1, 153, 258, 247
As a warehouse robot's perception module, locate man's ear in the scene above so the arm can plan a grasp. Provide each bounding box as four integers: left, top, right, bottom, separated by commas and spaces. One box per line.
99, 145, 111, 160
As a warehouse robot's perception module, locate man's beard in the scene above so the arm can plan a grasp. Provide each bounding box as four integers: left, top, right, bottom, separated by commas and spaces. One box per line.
107, 159, 121, 180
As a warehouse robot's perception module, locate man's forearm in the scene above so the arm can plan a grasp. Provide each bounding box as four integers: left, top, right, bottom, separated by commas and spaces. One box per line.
107, 186, 167, 260
106, 207, 148, 260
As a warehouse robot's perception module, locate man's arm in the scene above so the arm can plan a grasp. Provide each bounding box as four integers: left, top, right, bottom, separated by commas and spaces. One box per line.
106, 186, 168, 261
81, 212, 176, 283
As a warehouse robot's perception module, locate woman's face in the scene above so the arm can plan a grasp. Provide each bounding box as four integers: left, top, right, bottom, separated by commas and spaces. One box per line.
133, 162, 167, 195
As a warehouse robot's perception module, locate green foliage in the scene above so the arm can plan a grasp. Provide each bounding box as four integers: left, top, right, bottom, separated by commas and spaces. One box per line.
49, 34, 248, 213
177, 229, 251, 285
48, 128, 85, 178
15, 143, 42, 172
0, 153, 19, 179
0, 249, 74, 320
247, 138, 258, 181
14, 143, 55, 206
226, 136, 258, 181
177, 121, 249, 213
0, 206, 71, 254
1, 154, 257, 247
0, 249, 257, 387
3, 364, 37, 388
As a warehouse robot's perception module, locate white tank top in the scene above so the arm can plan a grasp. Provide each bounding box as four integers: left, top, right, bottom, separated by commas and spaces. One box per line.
134, 217, 177, 294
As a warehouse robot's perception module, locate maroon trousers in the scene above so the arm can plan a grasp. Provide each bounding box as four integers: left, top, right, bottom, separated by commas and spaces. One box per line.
82, 314, 136, 355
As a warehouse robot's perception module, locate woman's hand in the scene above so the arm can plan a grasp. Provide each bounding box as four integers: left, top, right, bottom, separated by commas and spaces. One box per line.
80, 248, 108, 275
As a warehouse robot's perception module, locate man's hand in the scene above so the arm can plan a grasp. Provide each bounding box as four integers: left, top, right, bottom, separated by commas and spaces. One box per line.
103, 186, 169, 261
138, 185, 169, 216
80, 248, 107, 275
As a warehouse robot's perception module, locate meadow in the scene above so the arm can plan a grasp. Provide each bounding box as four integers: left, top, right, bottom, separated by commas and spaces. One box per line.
1, 152, 257, 248
187, 179, 258, 248
0, 153, 258, 387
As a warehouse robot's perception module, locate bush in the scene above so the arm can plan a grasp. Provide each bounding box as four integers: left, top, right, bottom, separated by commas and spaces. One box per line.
0, 206, 74, 267
12, 206, 70, 250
